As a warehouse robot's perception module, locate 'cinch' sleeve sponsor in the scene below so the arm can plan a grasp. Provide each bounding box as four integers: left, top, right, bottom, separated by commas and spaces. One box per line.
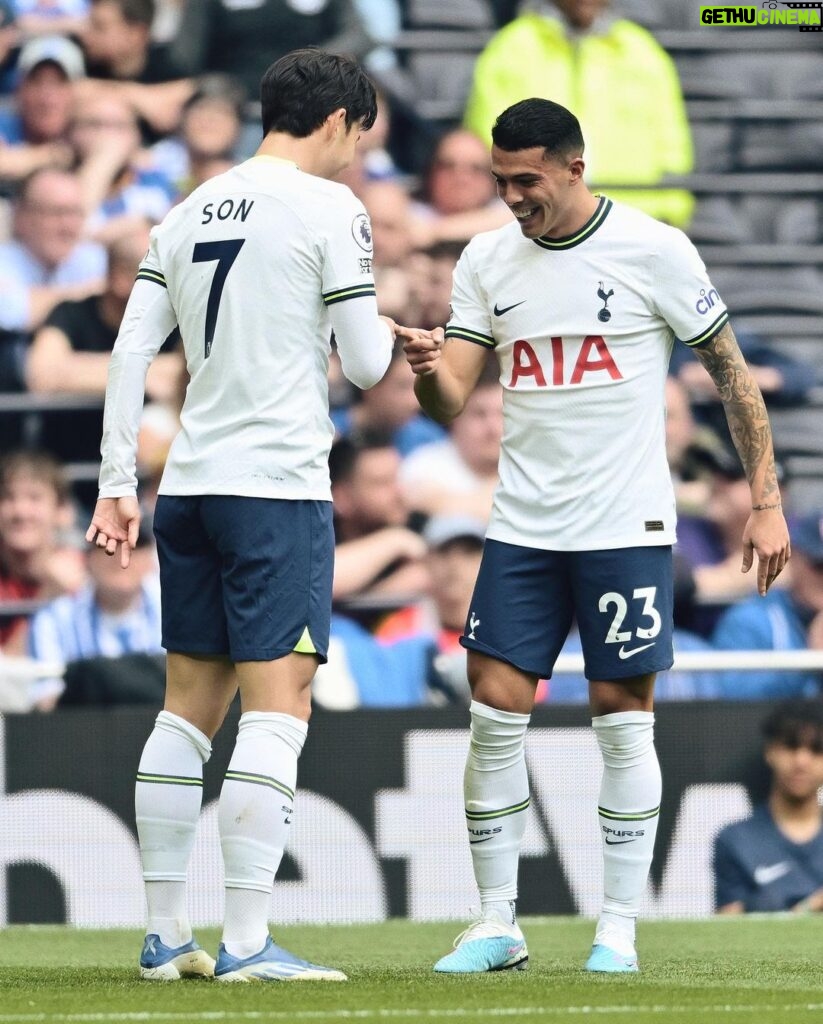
652, 228, 729, 348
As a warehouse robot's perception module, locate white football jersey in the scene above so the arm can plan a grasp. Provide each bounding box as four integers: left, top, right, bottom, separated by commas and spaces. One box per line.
98, 156, 389, 501
446, 197, 729, 551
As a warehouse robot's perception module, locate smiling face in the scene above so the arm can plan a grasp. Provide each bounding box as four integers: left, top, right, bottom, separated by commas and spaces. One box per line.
490, 145, 588, 239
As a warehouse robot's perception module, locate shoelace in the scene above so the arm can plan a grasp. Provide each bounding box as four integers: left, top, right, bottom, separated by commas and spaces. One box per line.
452, 916, 518, 949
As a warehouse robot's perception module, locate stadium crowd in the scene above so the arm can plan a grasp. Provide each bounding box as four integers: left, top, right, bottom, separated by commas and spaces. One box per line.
0, 0, 822, 712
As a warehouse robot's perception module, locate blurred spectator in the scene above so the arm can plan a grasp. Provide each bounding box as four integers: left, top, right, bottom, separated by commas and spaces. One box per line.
359, 179, 417, 321
677, 438, 783, 617
400, 362, 503, 521
71, 90, 176, 239
78, 0, 194, 138
0, 449, 85, 656
408, 240, 463, 331
335, 88, 398, 196
26, 224, 181, 397
27, 518, 161, 709
146, 73, 244, 195
714, 699, 823, 913
330, 431, 427, 601
665, 374, 715, 518
168, 0, 373, 103
377, 514, 485, 702
410, 128, 511, 247
0, 34, 83, 182
15, 0, 88, 38
0, 3, 17, 90
670, 331, 817, 442
462, 0, 694, 227
314, 515, 485, 709
711, 512, 823, 700
0, 166, 105, 389
332, 341, 446, 457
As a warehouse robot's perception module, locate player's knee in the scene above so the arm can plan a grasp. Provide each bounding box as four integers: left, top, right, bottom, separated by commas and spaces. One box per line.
589, 677, 655, 717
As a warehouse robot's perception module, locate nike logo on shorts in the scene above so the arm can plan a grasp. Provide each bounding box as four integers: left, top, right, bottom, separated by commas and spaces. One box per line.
618, 642, 656, 660
493, 300, 525, 316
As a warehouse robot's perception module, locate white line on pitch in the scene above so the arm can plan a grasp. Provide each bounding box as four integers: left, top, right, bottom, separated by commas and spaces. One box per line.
3, 1006, 823, 1022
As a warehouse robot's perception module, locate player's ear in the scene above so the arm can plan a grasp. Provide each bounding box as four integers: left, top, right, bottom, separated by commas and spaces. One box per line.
325, 107, 348, 136
568, 155, 585, 184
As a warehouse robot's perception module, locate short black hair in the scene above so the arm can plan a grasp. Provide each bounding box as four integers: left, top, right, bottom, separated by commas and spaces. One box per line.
762, 700, 823, 754
329, 428, 395, 486
492, 98, 584, 161
260, 48, 377, 138
91, 0, 154, 27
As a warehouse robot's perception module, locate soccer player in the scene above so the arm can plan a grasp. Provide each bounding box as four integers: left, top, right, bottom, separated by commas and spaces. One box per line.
401, 97, 790, 974
86, 49, 394, 982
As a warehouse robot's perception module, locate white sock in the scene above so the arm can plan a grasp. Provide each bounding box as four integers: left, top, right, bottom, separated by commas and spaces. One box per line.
135, 710, 211, 947
592, 711, 661, 955
219, 711, 308, 958
464, 700, 530, 920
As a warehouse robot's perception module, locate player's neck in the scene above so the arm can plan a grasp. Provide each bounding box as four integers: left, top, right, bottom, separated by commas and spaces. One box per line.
769, 790, 822, 841
255, 133, 328, 178
543, 191, 600, 240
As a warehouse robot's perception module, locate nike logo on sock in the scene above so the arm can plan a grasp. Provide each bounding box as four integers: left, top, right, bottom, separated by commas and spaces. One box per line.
469, 836, 496, 844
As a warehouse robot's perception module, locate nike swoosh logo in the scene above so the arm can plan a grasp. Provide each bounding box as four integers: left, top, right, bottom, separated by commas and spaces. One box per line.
493, 300, 525, 316
604, 837, 636, 845
754, 862, 791, 886
618, 642, 655, 660
469, 836, 496, 844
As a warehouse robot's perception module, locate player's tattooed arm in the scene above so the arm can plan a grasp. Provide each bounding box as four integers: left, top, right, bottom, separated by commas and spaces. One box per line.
692, 322, 780, 504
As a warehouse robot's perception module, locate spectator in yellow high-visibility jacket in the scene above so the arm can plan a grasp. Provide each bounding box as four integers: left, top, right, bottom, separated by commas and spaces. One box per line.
463, 0, 694, 228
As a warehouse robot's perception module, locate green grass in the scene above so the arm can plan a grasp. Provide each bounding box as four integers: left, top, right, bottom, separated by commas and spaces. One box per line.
1, 917, 822, 1024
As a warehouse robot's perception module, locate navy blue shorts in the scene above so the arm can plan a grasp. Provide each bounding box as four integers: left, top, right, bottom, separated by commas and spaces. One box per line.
153, 495, 333, 663
461, 540, 674, 681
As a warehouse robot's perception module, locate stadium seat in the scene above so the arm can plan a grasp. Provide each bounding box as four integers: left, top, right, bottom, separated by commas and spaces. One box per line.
687, 196, 755, 245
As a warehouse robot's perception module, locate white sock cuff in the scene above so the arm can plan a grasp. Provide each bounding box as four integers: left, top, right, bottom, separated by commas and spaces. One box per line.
155, 710, 212, 763
592, 711, 654, 730
470, 700, 530, 729
238, 711, 308, 756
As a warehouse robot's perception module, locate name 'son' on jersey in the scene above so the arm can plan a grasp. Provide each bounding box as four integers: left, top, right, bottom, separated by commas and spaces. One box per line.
509, 335, 624, 388
201, 198, 256, 225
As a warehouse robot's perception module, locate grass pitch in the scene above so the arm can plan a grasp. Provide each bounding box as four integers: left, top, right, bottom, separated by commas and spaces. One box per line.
1, 916, 822, 1024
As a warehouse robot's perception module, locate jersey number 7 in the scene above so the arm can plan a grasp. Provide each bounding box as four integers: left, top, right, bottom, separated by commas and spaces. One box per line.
192, 239, 245, 358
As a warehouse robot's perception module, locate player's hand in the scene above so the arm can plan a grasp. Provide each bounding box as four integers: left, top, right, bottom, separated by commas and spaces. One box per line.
398, 325, 445, 376
85, 496, 141, 569
741, 506, 790, 596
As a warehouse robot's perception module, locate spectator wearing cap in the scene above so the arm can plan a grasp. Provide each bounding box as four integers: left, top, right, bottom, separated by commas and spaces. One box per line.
0, 34, 84, 181
27, 516, 161, 710
710, 512, 823, 700
313, 515, 486, 709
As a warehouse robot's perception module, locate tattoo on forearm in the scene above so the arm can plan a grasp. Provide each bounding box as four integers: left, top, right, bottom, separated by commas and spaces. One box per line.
693, 323, 780, 500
